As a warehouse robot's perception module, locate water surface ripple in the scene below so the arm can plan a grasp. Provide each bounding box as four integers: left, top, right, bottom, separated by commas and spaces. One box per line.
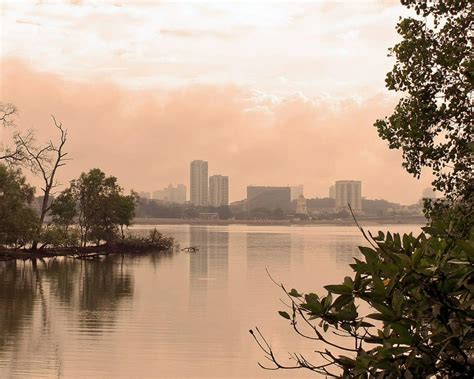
0, 224, 421, 378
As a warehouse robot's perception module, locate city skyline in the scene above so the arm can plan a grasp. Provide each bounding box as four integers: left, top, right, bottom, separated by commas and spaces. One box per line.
138, 172, 429, 206
1, 1, 433, 204
135, 160, 428, 206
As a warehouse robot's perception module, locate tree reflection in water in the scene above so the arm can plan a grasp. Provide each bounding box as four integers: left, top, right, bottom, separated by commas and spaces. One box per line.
0, 255, 135, 354
0, 260, 37, 352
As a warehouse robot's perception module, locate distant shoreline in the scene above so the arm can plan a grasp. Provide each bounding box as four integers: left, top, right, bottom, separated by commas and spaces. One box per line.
132, 216, 427, 227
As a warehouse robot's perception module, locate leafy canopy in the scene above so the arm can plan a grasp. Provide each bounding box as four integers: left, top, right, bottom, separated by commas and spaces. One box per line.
0, 164, 39, 247
51, 168, 137, 246
374, 0, 473, 201
252, 220, 473, 378
251, 1, 473, 377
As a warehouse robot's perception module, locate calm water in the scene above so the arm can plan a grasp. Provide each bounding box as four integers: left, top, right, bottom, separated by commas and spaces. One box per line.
0, 224, 422, 378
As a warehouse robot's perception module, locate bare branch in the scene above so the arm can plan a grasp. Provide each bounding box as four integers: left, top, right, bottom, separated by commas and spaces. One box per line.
0, 103, 17, 128
249, 327, 340, 376
13, 114, 70, 249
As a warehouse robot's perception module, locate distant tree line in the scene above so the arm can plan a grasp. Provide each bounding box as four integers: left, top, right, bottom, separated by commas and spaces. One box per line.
136, 199, 234, 220
135, 196, 417, 221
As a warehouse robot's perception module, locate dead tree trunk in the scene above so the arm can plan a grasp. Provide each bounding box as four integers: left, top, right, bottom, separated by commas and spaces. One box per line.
17, 116, 68, 250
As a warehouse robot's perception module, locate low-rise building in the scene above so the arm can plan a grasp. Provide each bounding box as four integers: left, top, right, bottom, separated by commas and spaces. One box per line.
152, 184, 186, 204
247, 186, 291, 212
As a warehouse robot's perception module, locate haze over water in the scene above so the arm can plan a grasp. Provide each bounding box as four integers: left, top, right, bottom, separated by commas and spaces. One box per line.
0, 224, 422, 378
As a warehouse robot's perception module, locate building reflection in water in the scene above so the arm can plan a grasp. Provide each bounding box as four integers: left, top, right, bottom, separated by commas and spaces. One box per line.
290, 231, 304, 266
332, 235, 362, 266
189, 226, 229, 307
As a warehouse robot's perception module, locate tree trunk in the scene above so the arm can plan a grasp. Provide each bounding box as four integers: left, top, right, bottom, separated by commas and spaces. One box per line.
31, 189, 50, 250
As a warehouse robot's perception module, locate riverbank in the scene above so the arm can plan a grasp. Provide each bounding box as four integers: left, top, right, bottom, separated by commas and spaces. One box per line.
132, 215, 427, 226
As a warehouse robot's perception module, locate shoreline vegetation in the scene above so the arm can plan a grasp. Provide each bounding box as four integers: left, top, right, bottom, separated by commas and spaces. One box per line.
1, 160, 179, 261
0, 228, 174, 261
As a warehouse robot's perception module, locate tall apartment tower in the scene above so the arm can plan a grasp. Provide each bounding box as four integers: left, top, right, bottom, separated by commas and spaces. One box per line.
290, 185, 304, 202
209, 175, 229, 207
190, 160, 208, 206
335, 180, 362, 212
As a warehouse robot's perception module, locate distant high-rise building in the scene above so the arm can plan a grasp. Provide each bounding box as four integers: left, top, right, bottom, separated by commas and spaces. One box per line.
329, 185, 335, 199
335, 180, 362, 212
152, 184, 187, 203
290, 185, 304, 201
190, 160, 208, 206
209, 175, 229, 207
295, 195, 308, 215
422, 187, 436, 200
247, 186, 291, 212
173, 184, 187, 203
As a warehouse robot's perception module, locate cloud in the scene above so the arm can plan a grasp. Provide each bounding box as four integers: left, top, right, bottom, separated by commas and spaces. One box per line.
15, 19, 42, 26
159, 28, 235, 39
0, 58, 431, 204
1, 1, 406, 97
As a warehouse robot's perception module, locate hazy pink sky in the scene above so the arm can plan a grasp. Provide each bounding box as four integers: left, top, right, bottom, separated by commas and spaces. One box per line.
0, 1, 432, 204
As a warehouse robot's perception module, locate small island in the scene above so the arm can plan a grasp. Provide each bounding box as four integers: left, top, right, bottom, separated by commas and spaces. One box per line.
0, 161, 173, 261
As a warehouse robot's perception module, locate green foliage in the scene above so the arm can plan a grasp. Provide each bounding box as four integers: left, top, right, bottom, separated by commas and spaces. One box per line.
252, 219, 473, 377
50, 188, 77, 229
0, 164, 39, 247
38, 225, 80, 249
374, 0, 473, 202
135, 199, 236, 220
248, 207, 287, 220
252, 1, 473, 377
113, 192, 138, 238
118, 228, 174, 251
52, 168, 137, 246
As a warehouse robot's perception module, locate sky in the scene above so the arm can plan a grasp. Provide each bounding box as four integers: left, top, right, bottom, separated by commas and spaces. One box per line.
0, 0, 432, 204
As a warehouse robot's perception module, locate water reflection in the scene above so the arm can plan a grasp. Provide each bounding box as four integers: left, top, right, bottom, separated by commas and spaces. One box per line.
0, 256, 134, 350
247, 232, 292, 269
189, 226, 229, 306
0, 224, 421, 378
190, 226, 210, 278
40, 257, 134, 327
0, 261, 37, 353
208, 228, 229, 282
332, 235, 362, 265
42, 258, 79, 305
